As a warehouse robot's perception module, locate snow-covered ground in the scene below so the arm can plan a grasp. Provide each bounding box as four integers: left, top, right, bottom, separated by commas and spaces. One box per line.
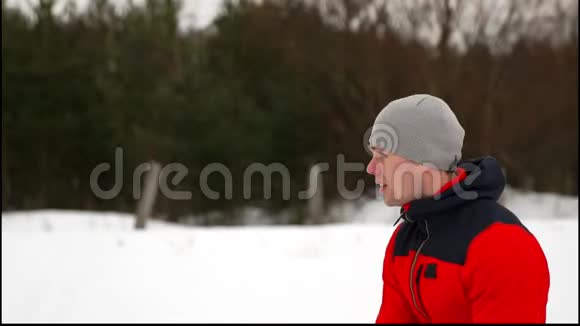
2, 190, 578, 323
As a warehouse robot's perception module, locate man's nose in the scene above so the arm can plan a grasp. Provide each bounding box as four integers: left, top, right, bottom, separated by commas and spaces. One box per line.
366, 158, 376, 175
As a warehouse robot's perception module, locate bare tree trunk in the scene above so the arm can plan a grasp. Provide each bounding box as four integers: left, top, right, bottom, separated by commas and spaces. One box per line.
522, 175, 535, 193
438, 0, 453, 58
2, 134, 9, 210
498, 167, 508, 205
480, 61, 503, 154
307, 164, 325, 224
135, 161, 161, 230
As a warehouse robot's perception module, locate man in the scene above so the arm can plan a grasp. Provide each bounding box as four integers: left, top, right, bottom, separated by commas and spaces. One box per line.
366, 94, 550, 323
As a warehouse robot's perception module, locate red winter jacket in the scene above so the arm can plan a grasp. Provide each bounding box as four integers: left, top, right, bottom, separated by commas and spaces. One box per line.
376, 157, 550, 323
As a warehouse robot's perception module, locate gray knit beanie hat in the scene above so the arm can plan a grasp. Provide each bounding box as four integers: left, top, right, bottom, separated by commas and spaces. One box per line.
368, 94, 465, 172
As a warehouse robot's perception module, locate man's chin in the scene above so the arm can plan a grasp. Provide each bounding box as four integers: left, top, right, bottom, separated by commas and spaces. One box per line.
383, 196, 401, 207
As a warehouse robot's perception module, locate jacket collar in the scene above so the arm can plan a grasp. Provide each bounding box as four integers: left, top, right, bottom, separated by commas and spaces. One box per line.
398, 156, 506, 223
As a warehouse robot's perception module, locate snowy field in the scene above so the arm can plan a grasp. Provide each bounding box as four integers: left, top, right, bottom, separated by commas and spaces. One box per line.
2, 189, 578, 323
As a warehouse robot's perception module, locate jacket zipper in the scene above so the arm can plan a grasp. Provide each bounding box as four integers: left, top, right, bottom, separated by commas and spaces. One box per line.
415, 264, 429, 320
410, 219, 430, 321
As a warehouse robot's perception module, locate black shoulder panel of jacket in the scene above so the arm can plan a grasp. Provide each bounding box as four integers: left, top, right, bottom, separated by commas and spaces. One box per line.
393, 199, 529, 265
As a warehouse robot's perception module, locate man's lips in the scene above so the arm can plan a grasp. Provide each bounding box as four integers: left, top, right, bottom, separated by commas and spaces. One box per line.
378, 183, 387, 194
375, 164, 386, 194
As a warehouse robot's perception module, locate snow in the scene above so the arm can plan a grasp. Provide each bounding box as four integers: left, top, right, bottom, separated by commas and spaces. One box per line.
2, 191, 578, 323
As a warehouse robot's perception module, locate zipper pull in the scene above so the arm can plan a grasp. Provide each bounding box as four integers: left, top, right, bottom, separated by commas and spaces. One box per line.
393, 211, 406, 227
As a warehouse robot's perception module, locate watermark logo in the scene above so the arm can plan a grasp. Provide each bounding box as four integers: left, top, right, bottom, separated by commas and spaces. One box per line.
89, 147, 366, 201
364, 123, 399, 155
90, 122, 481, 203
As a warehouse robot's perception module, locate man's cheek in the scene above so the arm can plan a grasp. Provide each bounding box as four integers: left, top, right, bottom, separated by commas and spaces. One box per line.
382, 164, 393, 185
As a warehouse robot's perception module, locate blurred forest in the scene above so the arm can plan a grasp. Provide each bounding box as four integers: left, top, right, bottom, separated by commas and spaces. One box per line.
2, 0, 578, 224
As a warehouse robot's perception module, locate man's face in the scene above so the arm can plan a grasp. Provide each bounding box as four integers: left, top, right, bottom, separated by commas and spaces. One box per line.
366, 148, 430, 206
